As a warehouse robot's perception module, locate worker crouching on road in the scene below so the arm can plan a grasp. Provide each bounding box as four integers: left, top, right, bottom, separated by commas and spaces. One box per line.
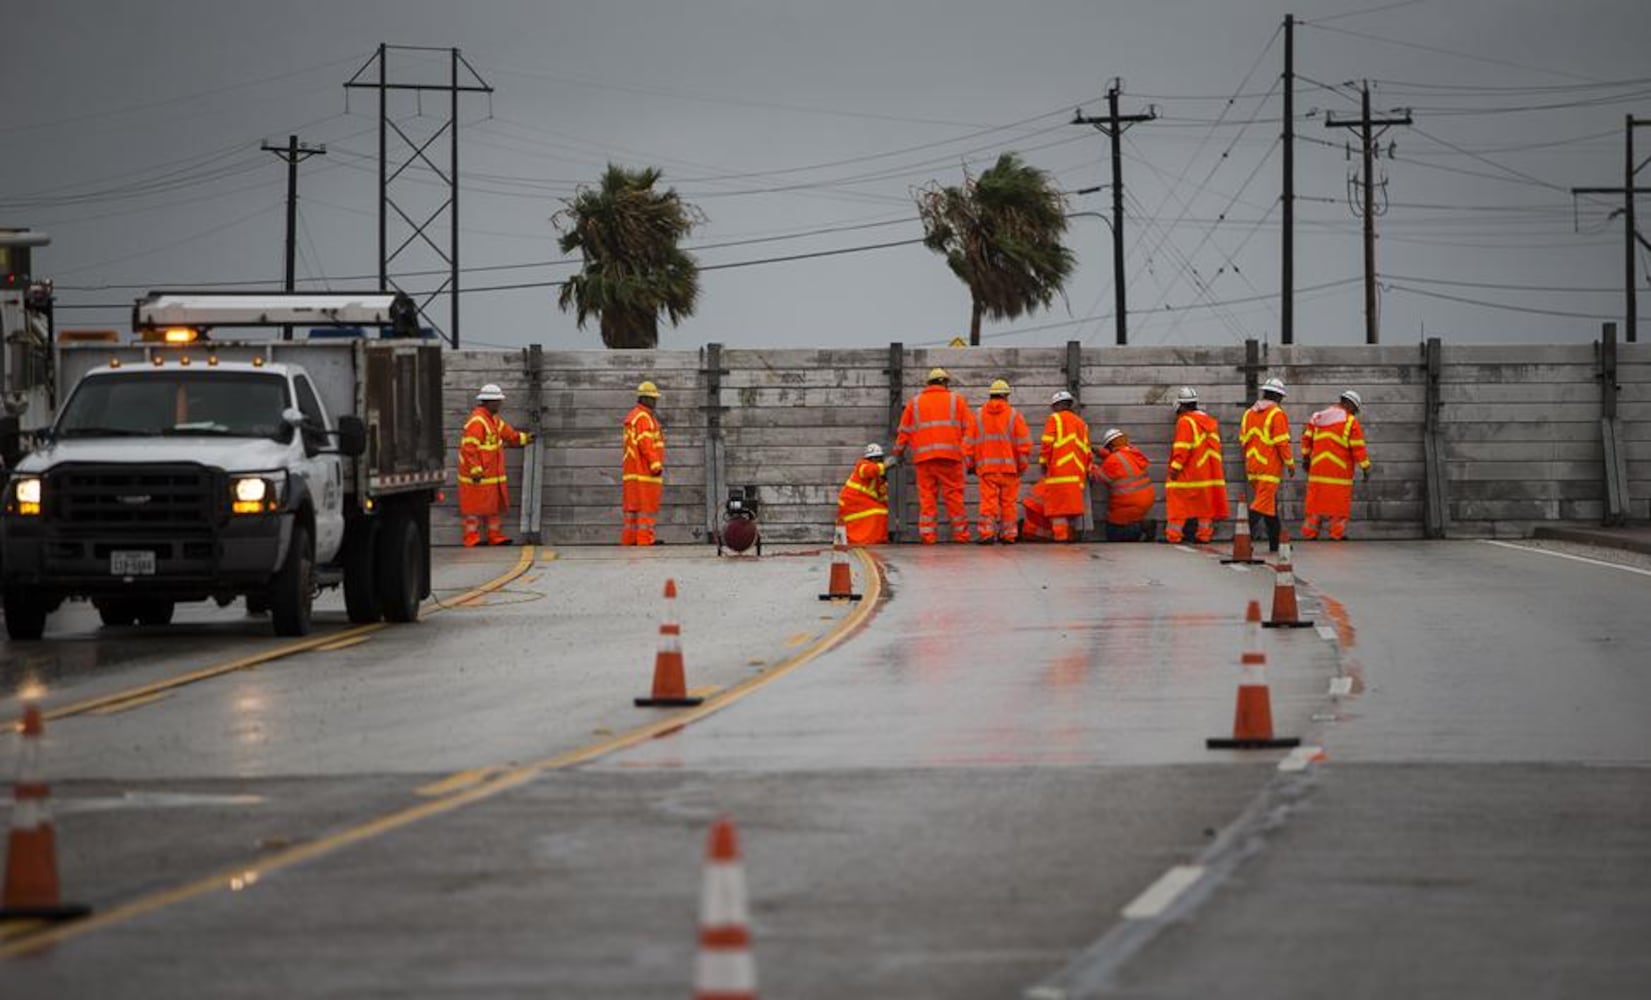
1301, 389, 1372, 541
974, 379, 1033, 544
621, 380, 666, 546
1240, 376, 1295, 553
1091, 428, 1156, 542
1038, 390, 1092, 542
459, 383, 533, 547
892, 367, 977, 544
1019, 480, 1054, 541
1164, 386, 1229, 544
838, 443, 894, 544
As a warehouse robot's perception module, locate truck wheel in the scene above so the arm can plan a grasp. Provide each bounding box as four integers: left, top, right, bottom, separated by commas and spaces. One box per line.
270, 523, 315, 637
96, 599, 139, 627
343, 518, 382, 624
136, 600, 175, 626
375, 512, 423, 624
3, 588, 49, 640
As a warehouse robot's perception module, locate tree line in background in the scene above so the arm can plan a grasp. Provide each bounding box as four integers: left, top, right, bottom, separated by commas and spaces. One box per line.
553, 154, 1072, 349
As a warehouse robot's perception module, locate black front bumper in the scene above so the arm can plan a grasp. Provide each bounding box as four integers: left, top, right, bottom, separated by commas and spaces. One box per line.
0, 515, 291, 600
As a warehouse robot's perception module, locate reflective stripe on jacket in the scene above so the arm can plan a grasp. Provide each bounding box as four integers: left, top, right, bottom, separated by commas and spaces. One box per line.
893, 385, 976, 464
1039, 410, 1092, 486
622, 404, 666, 484
1302, 406, 1369, 487
838, 458, 889, 523
1167, 410, 1226, 491
459, 406, 524, 487
1240, 400, 1294, 484
974, 399, 1032, 475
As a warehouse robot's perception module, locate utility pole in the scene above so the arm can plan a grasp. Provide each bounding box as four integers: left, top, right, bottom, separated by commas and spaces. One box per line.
1326, 82, 1411, 344
1572, 116, 1651, 343
1281, 13, 1296, 344
261, 135, 326, 340
1074, 80, 1157, 345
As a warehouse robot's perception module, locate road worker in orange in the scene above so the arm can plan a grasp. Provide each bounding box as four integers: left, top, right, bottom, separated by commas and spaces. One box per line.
973, 379, 1033, 544
837, 443, 893, 544
621, 380, 666, 546
1301, 389, 1372, 541
1092, 427, 1156, 542
1240, 376, 1295, 553
458, 383, 533, 547
1038, 390, 1091, 542
1164, 386, 1229, 544
893, 367, 976, 544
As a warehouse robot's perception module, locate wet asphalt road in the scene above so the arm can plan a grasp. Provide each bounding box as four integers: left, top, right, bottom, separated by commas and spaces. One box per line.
0, 538, 1647, 998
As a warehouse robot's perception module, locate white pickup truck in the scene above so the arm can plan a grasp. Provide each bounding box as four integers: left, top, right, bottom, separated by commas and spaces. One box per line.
0, 292, 445, 640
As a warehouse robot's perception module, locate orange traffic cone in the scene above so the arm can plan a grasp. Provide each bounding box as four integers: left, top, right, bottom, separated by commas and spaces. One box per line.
818, 522, 862, 601
1207, 601, 1301, 750
1, 705, 91, 921
1220, 501, 1265, 565
1262, 541, 1315, 629
695, 816, 756, 1000
634, 580, 705, 708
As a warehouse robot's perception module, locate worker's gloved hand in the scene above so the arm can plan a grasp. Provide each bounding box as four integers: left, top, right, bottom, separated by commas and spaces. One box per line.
1285, 466, 1296, 478
521, 432, 534, 446
651, 466, 664, 478
1362, 466, 1372, 480
469, 474, 483, 485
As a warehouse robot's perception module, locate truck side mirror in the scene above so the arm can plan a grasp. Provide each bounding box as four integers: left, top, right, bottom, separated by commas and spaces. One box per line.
336, 415, 367, 458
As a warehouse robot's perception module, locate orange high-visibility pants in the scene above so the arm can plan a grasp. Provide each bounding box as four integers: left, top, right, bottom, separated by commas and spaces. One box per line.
623, 479, 663, 546
915, 459, 968, 543
1248, 478, 1280, 517
977, 473, 1022, 541
1302, 513, 1349, 540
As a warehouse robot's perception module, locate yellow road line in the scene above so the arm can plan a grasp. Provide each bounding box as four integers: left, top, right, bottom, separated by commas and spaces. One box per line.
86, 691, 173, 717
685, 685, 723, 698
13, 547, 539, 729
0, 547, 882, 959
414, 766, 503, 798
785, 631, 813, 648
315, 635, 373, 653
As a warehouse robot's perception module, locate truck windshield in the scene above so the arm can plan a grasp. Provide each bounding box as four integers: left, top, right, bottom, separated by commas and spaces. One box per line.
55, 371, 292, 439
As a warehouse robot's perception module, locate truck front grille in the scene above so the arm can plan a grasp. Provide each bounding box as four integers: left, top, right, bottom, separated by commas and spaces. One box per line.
47, 464, 221, 527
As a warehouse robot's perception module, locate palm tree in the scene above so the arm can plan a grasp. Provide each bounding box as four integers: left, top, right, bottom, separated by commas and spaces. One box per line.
915, 152, 1075, 345
553, 164, 705, 348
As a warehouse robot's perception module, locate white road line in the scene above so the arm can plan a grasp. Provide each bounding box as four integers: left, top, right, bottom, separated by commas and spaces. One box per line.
1278, 745, 1326, 772
1480, 539, 1651, 578
1315, 624, 1338, 642
1328, 676, 1353, 696
1121, 865, 1205, 920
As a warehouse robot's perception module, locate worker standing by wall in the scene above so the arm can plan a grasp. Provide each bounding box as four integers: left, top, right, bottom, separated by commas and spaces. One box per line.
973, 379, 1033, 544
892, 367, 976, 544
1092, 427, 1156, 542
1038, 390, 1092, 542
1301, 389, 1373, 541
1240, 376, 1295, 553
1164, 386, 1229, 544
621, 380, 666, 546
838, 443, 893, 544
458, 383, 532, 547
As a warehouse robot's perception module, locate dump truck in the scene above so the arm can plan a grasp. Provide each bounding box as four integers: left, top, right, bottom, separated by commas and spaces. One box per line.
0, 292, 445, 640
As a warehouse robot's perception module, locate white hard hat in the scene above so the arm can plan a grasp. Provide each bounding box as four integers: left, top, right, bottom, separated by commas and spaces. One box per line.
864, 443, 885, 459
1340, 389, 1363, 408
1261, 377, 1287, 398
1101, 427, 1125, 447
476, 383, 505, 401
1050, 389, 1075, 406
1175, 386, 1199, 405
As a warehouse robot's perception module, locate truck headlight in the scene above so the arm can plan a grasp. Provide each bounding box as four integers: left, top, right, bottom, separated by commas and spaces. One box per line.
10, 476, 43, 516
230, 473, 285, 515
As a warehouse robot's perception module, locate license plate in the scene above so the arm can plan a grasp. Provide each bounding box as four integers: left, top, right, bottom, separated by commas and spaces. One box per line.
110, 551, 156, 576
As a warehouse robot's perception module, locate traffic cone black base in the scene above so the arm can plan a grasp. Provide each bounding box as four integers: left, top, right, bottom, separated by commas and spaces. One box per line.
1205, 736, 1302, 750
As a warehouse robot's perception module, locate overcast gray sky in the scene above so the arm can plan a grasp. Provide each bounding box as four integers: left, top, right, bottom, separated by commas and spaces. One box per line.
5, 0, 1649, 350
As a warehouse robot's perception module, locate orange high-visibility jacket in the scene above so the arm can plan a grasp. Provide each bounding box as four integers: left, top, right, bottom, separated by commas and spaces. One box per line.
837, 458, 889, 542
893, 386, 976, 465
622, 404, 666, 487
458, 406, 526, 516
974, 398, 1032, 475
1096, 444, 1155, 525
1302, 406, 1369, 517
1039, 409, 1092, 517
1240, 401, 1294, 483
1166, 409, 1228, 520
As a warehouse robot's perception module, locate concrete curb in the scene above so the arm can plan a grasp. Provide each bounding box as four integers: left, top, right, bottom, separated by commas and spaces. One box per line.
1531, 525, 1651, 557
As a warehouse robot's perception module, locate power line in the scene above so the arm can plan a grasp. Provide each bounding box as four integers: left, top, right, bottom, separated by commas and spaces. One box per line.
1384, 282, 1616, 320
1305, 21, 1601, 83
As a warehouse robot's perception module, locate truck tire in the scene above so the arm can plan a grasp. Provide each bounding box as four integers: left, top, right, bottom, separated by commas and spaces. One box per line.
96, 599, 139, 627
342, 518, 381, 624
3, 588, 49, 640
136, 600, 175, 627
375, 512, 423, 624
271, 523, 315, 637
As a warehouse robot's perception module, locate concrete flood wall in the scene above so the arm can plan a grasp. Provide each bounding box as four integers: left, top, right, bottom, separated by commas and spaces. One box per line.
435, 341, 1651, 546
